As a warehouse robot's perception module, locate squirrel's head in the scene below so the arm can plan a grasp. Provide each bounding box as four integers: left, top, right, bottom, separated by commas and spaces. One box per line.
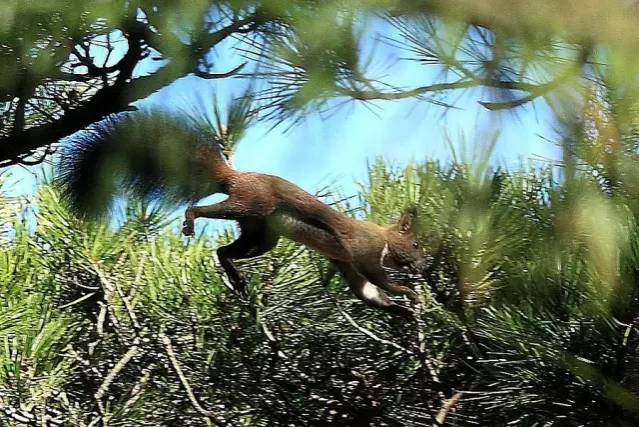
382, 206, 424, 272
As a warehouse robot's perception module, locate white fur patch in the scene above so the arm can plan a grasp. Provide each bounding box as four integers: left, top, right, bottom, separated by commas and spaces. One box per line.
362, 281, 382, 300
379, 243, 389, 266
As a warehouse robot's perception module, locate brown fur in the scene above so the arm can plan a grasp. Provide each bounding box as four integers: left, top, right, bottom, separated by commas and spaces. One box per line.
182, 149, 424, 317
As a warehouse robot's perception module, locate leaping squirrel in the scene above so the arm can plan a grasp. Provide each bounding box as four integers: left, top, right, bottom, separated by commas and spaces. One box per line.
56, 111, 424, 317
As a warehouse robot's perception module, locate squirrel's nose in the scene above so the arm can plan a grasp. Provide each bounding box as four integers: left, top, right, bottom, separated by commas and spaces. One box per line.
413, 259, 426, 272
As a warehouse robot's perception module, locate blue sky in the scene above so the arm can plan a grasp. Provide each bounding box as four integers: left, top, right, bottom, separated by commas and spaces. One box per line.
137, 15, 561, 198
5, 14, 562, 231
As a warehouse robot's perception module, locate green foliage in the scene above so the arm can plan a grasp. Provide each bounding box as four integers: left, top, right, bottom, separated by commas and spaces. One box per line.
5, 1, 639, 425
1, 156, 638, 426
5, 0, 639, 167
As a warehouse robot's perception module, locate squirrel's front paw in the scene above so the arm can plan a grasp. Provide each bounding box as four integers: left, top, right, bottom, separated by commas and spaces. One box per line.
406, 289, 419, 305
182, 219, 195, 236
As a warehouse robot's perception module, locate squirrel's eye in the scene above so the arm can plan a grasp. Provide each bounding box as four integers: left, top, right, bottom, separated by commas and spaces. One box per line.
413, 241, 419, 249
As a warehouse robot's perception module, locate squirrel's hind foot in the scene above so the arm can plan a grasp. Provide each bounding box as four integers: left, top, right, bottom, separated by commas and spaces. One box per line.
182, 219, 195, 236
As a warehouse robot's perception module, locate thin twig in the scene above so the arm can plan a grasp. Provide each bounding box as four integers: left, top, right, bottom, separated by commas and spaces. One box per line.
94, 340, 141, 421
160, 334, 224, 426
67, 345, 103, 379
433, 392, 464, 426
128, 253, 147, 301
93, 262, 142, 335
324, 286, 414, 356
122, 363, 155, 415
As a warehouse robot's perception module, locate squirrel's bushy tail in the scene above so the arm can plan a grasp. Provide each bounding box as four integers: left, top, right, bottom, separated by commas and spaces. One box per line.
55, 110, 229, 219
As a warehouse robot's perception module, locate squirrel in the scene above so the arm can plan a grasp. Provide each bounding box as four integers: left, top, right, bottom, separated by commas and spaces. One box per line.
55, 110, 424, 317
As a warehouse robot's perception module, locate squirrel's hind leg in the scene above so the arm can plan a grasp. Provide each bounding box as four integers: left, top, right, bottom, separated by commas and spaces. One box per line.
216, 221, 280, 297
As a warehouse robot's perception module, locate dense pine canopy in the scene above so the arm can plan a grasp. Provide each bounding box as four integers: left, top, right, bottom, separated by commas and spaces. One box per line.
0, 156, 638, 425
3, 0, 639, 164
3, 1, 639, 426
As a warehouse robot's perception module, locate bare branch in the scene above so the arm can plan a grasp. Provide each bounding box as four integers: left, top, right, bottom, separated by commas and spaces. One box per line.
323, 283, 414, 356
0, 11, 262, 164
336, 76, 565, 105
121, 364, 155, 415
160, 333, 224, 425
433, 392, 464, 426
94, 342, 141, 420
197, 11, 262, 52
194, 62, 247, 80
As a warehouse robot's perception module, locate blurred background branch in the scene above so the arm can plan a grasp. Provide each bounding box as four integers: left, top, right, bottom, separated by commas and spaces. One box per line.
1, 0, 637, 165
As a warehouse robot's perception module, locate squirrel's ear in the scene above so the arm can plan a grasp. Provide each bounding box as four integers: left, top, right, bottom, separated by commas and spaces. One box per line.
398, 205, 418, 234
